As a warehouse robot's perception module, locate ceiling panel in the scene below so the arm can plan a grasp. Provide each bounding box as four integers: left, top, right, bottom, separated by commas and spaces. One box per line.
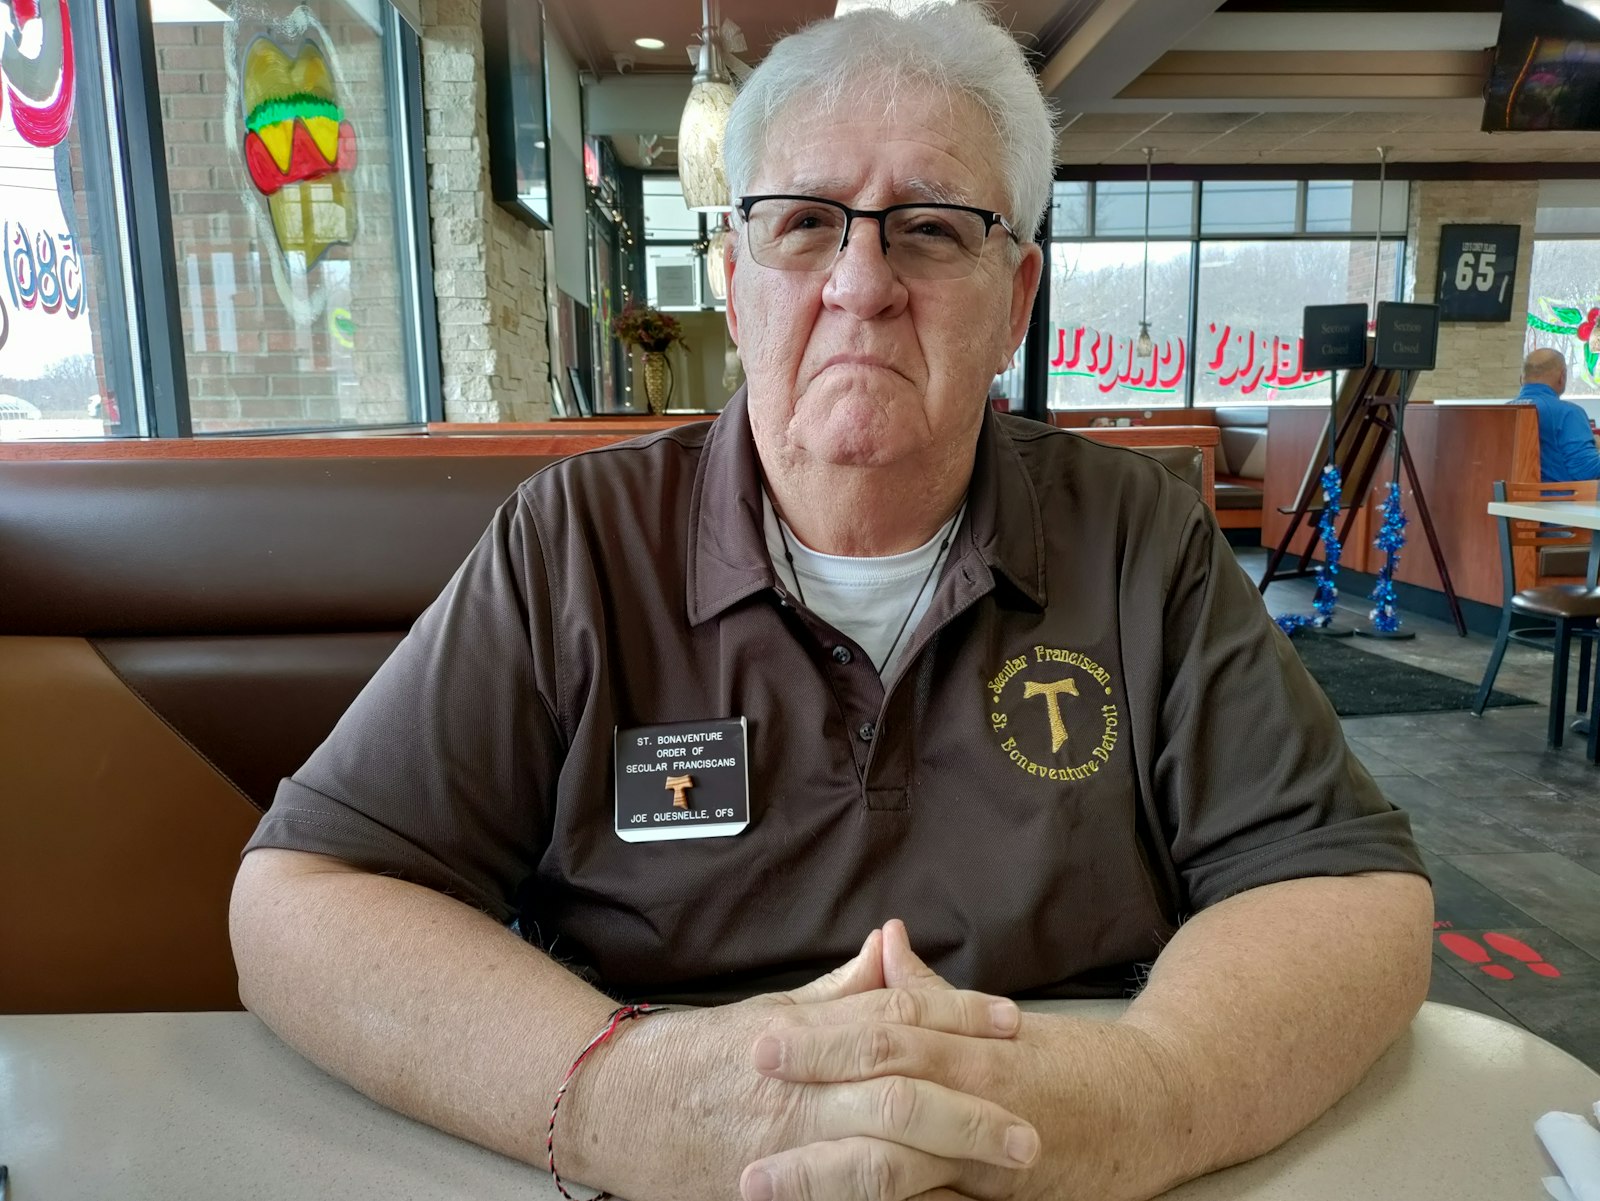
1315, 111, 1433, 133
1144, 111, 1262, 132
547, 0, 836, 76
558, 1, 1600, 169
1056, 112, 1600, 164
1175, 11, 1501, 52
547, 0, 1067, 76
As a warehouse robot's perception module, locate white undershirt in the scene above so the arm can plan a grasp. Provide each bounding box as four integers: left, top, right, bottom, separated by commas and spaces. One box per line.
762, 494, 964, 680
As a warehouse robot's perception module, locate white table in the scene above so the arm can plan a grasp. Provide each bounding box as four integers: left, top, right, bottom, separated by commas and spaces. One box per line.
1487, 498, 1600, 588
1, 1002, 1596, 1200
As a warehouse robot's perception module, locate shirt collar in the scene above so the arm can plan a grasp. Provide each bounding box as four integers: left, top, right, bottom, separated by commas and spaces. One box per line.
686, 387, 776, 626
686, 389, 1046, 625
960, 406, 1047, 608
1518, 382, 1560, 404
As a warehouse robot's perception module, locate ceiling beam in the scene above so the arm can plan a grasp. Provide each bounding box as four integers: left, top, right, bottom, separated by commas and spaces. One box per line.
544, 0, 613, 78
1120, 49, 1491, 102
1040, 0, 1228, 103
583, 76, 694, 136
1218, 0, 1501, 11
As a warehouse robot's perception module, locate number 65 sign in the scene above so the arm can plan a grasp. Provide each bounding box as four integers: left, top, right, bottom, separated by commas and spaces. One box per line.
1437, 223, 1520, 323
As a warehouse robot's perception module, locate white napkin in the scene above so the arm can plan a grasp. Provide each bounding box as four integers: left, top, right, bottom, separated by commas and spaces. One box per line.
1536, 1107, 1600, 1201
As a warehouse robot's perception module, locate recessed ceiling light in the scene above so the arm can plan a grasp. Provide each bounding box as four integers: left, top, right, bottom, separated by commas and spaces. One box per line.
634, 36, 666, 50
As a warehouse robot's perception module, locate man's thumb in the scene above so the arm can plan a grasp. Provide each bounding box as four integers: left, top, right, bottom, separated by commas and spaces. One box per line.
881, 919, 952, 990
781, 927, 886, 1004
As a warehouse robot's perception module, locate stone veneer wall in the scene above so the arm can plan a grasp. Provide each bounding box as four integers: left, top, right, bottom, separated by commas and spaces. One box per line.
421, 0, 551, 421
1404, 179, 1539, 402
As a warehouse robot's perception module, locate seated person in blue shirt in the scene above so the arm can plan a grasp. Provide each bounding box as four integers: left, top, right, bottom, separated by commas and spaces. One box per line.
1519, 347, 1600, 483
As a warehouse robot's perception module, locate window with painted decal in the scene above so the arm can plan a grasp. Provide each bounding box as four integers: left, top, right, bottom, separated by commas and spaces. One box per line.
1524, 238, 1600, 402
153, 0, 427, 432
1192, 240, 1403, 407
0, 0, 142, 440
1046, 179, 1409, 411
1047, 240, 1192, 409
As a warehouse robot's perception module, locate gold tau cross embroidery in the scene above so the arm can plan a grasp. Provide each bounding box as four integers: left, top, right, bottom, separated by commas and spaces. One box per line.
1022, 677, 1079, 754
664, 774, 695, 810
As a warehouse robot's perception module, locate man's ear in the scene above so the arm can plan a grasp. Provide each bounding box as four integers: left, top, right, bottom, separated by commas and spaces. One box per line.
1006, 242, 1044, 367
724, 238, 741, 348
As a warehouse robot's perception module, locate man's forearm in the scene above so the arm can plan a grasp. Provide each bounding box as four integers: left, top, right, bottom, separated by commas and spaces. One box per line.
1010, 871, 1432, 1199
230, 849, 618, 1169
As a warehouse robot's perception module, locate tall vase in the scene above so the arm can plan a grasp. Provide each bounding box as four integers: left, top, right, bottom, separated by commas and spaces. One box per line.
642, 351, 673, 415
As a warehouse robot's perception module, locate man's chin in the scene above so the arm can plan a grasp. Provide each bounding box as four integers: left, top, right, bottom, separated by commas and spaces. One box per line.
795, 404, 919, 469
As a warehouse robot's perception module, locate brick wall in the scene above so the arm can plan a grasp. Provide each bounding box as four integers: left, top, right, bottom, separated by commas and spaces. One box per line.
156, 16, 411, 432
421, 0, 550, 421
1404, 179, 1539, 402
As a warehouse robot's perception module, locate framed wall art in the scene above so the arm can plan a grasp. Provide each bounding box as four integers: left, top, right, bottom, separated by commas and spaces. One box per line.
482, 0, 551, 228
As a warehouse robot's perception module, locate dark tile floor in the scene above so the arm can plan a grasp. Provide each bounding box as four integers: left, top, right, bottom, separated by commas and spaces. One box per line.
1237, 548, 1600, 1071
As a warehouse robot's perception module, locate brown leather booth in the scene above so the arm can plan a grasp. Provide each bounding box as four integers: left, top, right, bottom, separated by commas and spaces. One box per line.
0, 438, 1203, 1014
0, 456, 559, 1013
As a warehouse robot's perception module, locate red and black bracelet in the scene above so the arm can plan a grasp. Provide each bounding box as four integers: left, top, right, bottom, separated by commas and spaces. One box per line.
546, 1003, 664, 1200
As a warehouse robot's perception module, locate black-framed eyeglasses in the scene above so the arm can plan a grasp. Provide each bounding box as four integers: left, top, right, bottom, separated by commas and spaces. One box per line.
735, 194, 1020, 281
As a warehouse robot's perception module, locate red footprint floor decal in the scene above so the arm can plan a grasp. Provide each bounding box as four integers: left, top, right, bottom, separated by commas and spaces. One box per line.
1438, 932, 1515, 979
1482, 931, 1561, 978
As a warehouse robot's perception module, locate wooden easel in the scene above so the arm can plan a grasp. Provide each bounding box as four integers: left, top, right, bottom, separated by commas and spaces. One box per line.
1257, 346, 1467, 636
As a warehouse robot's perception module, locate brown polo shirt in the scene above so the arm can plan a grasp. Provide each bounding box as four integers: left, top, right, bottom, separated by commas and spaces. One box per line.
246, 389, 1424, 1002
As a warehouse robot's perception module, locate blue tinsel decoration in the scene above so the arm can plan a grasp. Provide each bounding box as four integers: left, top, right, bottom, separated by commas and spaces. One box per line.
1368, 481, 1409, 633
1274, 464, 1344, 637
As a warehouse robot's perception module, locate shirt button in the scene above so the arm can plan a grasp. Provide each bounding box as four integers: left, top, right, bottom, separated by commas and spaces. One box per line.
832, 645, 853, 665
857, 722, 875, 743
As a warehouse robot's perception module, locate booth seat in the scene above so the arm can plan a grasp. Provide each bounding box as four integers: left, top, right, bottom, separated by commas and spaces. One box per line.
0, 438, 1203, 1014
1212, 406, 1268, 527
0, 455, 559, 1014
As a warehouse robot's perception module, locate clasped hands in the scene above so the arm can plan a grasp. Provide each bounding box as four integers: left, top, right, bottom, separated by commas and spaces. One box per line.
729, 919, 1046, 1201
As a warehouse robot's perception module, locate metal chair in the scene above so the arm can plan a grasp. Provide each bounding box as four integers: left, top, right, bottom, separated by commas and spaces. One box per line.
1473, 480, 1600, 750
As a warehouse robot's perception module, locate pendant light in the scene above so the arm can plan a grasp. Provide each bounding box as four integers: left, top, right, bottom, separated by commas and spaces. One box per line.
677, 0, 736, 211
705, 214, 730, 301
1369, 145, 1389, 318
1135, 147, 1154, 359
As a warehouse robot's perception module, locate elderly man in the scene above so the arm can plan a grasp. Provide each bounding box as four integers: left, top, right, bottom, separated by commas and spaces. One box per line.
230, 6, 1431, 1200
1519, 347, 1600, 482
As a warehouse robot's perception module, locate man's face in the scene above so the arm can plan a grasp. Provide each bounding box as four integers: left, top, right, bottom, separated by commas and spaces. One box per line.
725, 87, 1042, 471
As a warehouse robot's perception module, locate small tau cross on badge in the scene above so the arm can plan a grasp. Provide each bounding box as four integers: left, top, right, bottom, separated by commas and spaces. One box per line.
664, 774, 695, 809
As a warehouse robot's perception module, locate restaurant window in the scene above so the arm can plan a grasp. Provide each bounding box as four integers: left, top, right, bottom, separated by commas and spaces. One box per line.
1526, 187, 1600, 402
0, 0, 142, 441
1048, 240, 1192, 410
1192, 239, 1402, 407
153, 0, 429, 432
1095, 180, 1195, 238
1200, 180, 1298, 235
641, 174, 711, 311
1048, 177, 1408, 409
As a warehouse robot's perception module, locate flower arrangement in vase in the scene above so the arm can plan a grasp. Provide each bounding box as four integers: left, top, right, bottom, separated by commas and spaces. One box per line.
612, 302, 688, 414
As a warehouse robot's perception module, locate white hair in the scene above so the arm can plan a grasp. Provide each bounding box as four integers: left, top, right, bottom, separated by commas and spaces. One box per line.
722, 2, 1057, 241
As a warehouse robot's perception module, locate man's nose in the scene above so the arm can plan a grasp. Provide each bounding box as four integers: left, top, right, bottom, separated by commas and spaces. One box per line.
823, 216, 907, 316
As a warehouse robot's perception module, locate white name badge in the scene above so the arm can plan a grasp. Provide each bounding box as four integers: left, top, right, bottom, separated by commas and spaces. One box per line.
613, 717, 750, 843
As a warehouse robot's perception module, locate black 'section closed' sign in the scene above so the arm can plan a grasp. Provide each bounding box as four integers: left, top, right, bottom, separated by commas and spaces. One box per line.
1374, 302, 1440, 371
1302, 303, 1369, 372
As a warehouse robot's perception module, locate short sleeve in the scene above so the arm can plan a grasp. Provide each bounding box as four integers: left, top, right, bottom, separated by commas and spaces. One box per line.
243, 489, 563, 922
1152, 501, 1426, 910
1559, 405, 1600, 481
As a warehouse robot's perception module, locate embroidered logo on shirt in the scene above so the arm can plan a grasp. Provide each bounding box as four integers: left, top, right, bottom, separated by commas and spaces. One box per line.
987, 646, 1121, 782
